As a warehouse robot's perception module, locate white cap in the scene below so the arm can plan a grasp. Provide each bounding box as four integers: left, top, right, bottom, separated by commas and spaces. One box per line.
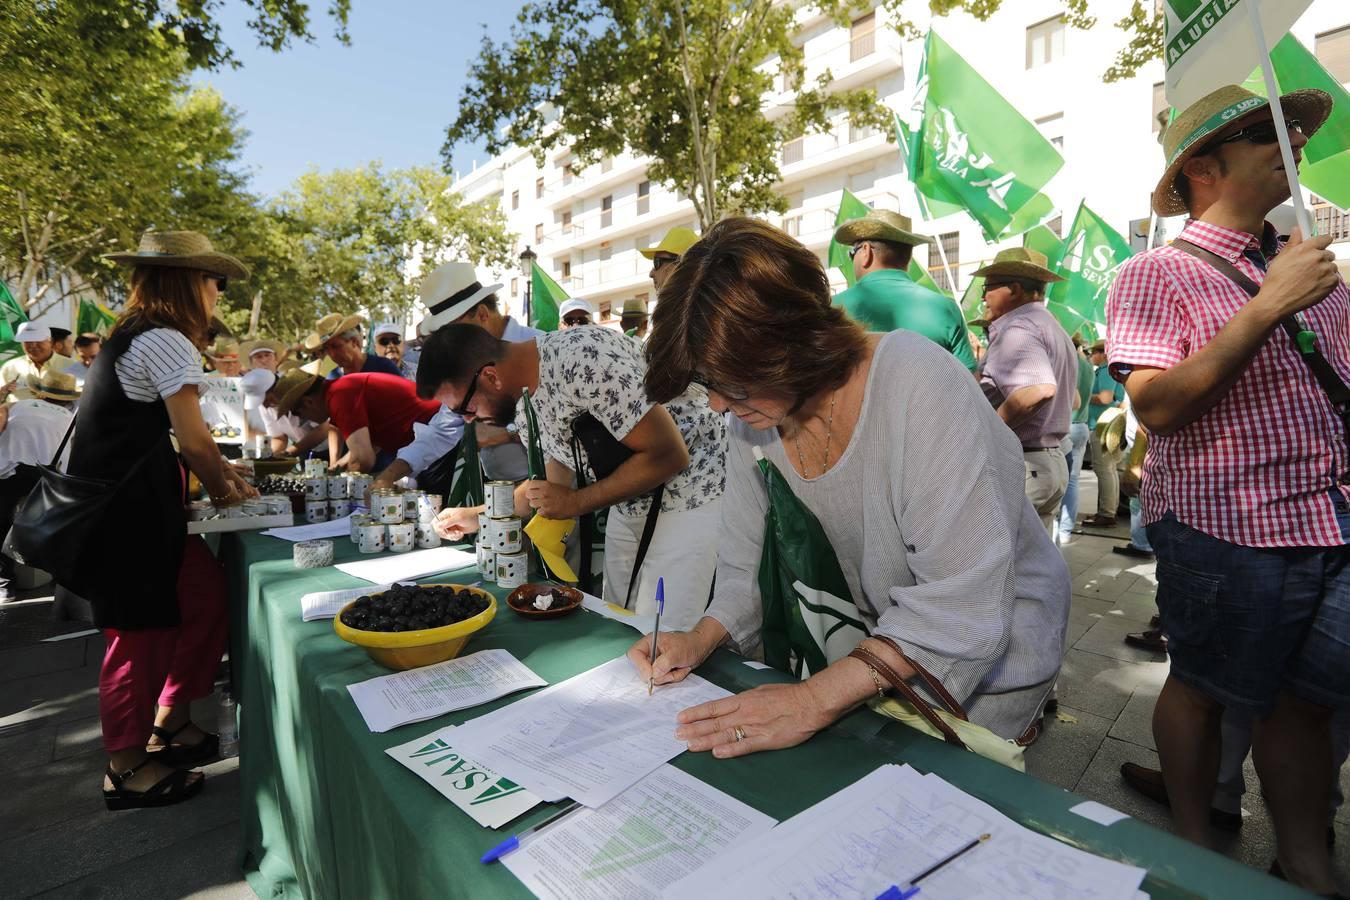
15, 322, 52, 343
240, 367, 277, 410
558, 298, 591, 319
373, 322, 402, 339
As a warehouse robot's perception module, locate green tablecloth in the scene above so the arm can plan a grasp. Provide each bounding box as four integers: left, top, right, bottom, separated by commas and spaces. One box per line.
223, 531, 1295, 900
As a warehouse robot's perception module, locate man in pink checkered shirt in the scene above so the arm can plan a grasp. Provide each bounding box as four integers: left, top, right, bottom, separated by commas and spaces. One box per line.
1106, 84, 1346, 893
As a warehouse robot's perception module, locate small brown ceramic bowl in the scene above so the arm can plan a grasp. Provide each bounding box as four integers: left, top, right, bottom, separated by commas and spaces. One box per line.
506, 583, 583, 620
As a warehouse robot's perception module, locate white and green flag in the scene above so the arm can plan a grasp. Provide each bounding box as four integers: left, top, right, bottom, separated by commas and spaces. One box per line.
907, 30, 1061, 242
1051, 202, 1134, 326
1162, 0, 1314, 109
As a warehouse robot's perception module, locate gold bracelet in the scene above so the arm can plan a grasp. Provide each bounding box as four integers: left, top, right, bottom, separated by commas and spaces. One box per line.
863, 663, 886, 700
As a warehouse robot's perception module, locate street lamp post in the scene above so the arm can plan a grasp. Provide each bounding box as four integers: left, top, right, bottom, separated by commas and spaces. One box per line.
519, 245, 537, 326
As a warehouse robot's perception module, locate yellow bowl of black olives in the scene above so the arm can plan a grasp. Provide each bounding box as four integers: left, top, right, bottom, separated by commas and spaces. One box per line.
334, 583, 496, 670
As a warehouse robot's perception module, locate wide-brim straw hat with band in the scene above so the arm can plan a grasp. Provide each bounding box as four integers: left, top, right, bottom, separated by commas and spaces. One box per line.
621, 297, 649, 318
27, 370, 82, 402
1152, 84, 1332, 217
272, 369, 321, 417
972, 247, 1065, 283
205, 337, 240, 361
103, 230, 250, 281
1095, 406, 1128, 455
239, 338, 287, 360
304, 313, 365, 352
417, 261, 503, 337
833, 209, 934, 247
638, 226, 700, 260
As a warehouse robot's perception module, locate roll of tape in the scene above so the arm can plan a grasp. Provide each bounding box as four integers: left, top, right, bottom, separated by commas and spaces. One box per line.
293, 539, 335, 569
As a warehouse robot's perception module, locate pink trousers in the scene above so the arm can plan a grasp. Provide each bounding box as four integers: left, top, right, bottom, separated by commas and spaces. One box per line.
99, 536, 229, 752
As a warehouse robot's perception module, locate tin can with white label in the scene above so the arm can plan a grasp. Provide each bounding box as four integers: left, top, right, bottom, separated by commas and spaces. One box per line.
415, 521, 440, 549
241, 499, 268, 517
495, 551, 527, 588
327, 475, 349, 499
484, 481, 515, 519
263, 495, 292, 516
425, 493, 443, 514
387, 522, 415, 553
476, 542, 496, 581
401, 489, 424, 521
357, 522, 386, 554
305, 500, 329, 523
304, 476, 327, 501
349, 513, 372, 544
372, 489, 403, 524
242, 445, 258, 460
328, 498, 353, 518
487, 517, 523, 554
415, 493, 439, 523
304, 458, 326, 478
476, 512, 489, 537
254, 434, 271, 459
187, 499, 214, 521
348, 472, 373, 504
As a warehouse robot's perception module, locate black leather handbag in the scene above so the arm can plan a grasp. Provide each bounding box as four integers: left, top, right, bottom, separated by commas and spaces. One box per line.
8, 417, 150, 582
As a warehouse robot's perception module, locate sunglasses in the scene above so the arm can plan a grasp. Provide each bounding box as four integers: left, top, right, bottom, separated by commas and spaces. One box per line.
981, 280, 1012, 295
377, 335, 402, 346
207, 274, 228, 292
651, 255, 678, 271
1213, 118, 1303, 149
691, 373, 749, 402
450, 362, 493, 416
562, 316, 590, 325
848, 243, 866, 259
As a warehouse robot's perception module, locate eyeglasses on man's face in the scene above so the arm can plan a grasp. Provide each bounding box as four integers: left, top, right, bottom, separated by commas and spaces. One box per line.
1218, 117, 1303, 147
450, 362, 493, 416
651, 255, 679, 271
377, 335, 402, 347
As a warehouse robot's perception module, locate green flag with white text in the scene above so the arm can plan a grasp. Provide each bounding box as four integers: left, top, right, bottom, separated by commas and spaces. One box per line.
1240, 34, 1350, 210
907, 30, 1062, 242
755, 448, 866, 678
529, 262, 566, 332
893, 114, 963, 220
1051, 202, 1133, 326
0, 280, 27, 365
827, 189, 871, 288
1162, 0, 1313, 109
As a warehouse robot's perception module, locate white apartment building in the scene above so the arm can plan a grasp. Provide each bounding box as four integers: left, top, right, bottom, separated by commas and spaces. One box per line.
444, 0, 1350, 328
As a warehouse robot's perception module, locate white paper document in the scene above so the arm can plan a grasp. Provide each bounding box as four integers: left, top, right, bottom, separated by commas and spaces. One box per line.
502, 764, 775, 900
386, 724, 543, 828
450, 656, 732, 807
334, 545, 477, 584
578, 591, 647, 632
347, 648, 547, 733
670, 764, 1146, 900
260, 514, 354, 542
300, 582, 394, 621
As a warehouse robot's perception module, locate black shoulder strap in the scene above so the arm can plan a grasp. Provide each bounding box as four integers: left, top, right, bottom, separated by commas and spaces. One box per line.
1173, 238, 1350, 455
50, 415, 77, 467
569, 430, 663, 608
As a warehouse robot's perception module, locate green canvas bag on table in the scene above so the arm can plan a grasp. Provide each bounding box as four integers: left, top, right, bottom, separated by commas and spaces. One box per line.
752, 447, 1025, 772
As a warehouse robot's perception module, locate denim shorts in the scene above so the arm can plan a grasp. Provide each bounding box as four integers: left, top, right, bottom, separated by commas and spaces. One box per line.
1147, 505, 1350, 715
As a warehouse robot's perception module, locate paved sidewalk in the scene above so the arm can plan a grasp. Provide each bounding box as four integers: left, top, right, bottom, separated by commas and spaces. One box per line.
2, 471, 1347, 896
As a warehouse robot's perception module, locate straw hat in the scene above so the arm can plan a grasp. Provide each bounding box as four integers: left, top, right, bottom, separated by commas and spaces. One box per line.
27, 370, 81, 402
417, 261, 503, 337
832, 209, 934, 247
271, 369, 322, 416
304, 313, 365, 352
205, 337, 240, 361
621, 298, 648, 318
1089, 338, 1107, 354
1152, 85, 1332, 217
239, 338, 286, 360
639, 227, 700, 259
103, 230, 249, 280
1095, 407, 1128, 455
972, 248, 1064, 283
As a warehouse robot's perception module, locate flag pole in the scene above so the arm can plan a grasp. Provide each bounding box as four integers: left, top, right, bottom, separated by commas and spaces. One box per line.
1246, 1, 1314, 236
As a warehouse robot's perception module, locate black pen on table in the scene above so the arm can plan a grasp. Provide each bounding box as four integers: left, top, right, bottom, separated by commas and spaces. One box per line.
874, 833, 991, 900
647, 576, 665, 696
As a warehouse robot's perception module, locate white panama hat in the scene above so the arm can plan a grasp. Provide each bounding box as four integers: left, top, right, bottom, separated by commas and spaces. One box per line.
417, 261, 503, 337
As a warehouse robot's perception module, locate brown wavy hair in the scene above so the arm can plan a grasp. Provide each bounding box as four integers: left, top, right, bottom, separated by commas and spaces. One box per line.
644, 217, 867, 404
114, 266, 213, 348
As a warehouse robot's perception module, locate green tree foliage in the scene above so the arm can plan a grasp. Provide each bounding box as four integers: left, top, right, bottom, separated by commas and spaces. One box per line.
262, 164, 515, 338
444, 0, 899, 229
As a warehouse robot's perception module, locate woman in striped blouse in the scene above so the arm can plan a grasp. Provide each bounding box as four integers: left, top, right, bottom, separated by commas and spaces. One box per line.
70, 231, 256, 809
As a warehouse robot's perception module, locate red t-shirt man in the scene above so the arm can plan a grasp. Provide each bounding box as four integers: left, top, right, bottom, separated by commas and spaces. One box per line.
326, 373, 440, 470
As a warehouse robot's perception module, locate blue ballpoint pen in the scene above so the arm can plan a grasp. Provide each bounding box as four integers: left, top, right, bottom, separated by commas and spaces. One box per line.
479, 801, 584, 864
648, 577, 665, 695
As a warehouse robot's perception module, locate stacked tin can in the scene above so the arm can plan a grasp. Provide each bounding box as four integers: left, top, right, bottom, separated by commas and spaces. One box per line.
481, 480, 525, 588
352, 487, 443, 555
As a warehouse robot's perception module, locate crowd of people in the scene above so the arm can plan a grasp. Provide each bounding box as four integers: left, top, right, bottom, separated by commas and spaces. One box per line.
2, 81, 1347, 895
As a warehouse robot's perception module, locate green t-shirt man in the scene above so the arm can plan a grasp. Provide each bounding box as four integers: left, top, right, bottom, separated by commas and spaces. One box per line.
833, 268, 976, 371
1073, 353, 1094, 425
1088, 363, 1124, 428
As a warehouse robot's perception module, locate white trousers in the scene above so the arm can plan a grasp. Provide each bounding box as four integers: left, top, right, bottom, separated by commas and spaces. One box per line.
603, 497, 722, 632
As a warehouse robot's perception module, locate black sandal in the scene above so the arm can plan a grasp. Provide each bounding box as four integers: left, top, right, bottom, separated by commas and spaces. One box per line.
146, 722, 220, 766
103, 759, 204, 810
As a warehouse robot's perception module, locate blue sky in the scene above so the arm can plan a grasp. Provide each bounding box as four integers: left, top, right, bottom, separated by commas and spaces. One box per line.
195, 0, 525, 198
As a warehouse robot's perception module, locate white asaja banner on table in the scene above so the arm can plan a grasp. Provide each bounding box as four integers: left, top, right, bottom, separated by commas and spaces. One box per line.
1163, 0, 1313, 109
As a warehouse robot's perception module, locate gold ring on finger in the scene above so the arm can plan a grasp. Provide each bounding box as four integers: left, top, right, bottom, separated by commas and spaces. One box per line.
733, 726, 746, 742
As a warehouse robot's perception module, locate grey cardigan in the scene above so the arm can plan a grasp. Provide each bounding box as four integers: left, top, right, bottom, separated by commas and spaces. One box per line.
707, 331, 1070, 739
